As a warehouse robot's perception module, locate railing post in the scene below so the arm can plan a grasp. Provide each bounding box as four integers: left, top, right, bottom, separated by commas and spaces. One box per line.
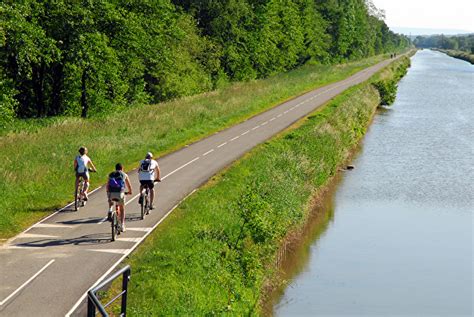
87, 296, 96, 317
121, 268, 130, 316
86, 265, 131, 317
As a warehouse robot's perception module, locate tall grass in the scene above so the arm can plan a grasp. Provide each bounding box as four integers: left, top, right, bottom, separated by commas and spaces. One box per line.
0, 55, 388, 239
443, 49, 474, 64
110, 57, 411, 315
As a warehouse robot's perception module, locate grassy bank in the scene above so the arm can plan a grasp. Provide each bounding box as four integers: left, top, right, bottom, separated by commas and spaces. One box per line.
105, 57, 411, 315
438, 49, 474, 64
0, 54, 391, 239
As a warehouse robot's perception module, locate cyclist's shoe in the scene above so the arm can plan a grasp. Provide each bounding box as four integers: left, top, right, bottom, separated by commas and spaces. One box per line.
150, 204, 155, 210
82, 201, 86, 207
121, 224, 126, 232
138, 195, 143, 205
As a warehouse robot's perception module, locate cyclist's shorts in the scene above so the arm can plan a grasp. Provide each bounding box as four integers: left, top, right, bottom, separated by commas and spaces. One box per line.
140, 180, 154, 189
108, 192, 125, 205
76, 171, 89, 180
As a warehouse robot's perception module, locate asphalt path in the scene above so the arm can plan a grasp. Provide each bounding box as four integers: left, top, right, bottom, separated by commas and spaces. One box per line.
0, 57, 399, 316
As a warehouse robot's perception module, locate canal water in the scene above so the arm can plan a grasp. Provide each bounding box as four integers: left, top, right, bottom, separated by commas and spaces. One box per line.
273, 50, 473, 316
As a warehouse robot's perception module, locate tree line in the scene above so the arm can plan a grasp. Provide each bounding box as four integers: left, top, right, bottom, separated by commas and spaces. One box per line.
413, 34, 474, 52
0, 0, 409, 125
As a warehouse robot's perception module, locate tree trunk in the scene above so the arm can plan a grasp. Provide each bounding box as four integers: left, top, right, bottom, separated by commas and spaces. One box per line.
81, 68, 88, 118
50, 63, 63, 116
33, 62, 46, 117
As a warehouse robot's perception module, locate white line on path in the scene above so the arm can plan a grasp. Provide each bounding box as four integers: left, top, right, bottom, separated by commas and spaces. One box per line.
241, 130, 250, 136
162, 157, 200, 180
277, 114, 283, 118
34, 223, 74, 229
88, 249, 129, 255
4, 246, 42, 250
251, 126, 259, 131
217, 142, 227, 148
115, 237, 142, 243
0, 259, 55, 306
97, 217, 108, 225
202, 149, 214, 156
261, 121, 268, 126
16, 233, 58, 239
126, 227, 152, 232
230, 136, 240, 142
4, 186, 105, 247
269, 117, 276, 122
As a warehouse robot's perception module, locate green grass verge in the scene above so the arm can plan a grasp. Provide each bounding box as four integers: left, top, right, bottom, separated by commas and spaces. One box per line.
104, 57, 411, 315
0, 54, 390, 239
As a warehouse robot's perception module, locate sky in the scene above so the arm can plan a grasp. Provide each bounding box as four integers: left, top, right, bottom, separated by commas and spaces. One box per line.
371, 0, 474, 34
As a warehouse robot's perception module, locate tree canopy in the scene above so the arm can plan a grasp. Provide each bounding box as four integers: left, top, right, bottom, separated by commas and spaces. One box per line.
0, 0, 409, 124
414, 34, 474, 53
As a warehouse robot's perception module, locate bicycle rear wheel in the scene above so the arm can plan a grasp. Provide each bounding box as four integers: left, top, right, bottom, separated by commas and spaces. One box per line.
74, 184, 80, 211
111, 211, 118, 241
145, 195, 150, 215
140, 193, 145, 220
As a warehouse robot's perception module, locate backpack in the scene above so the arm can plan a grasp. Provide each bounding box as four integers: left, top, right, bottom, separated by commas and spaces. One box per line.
108, 171, 125, 193
76, 156, 87, 173
140, 159, 152, 173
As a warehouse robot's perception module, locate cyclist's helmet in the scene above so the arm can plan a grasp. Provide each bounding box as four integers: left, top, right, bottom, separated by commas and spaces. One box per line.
146, 152, 153, 159
79, 147, 87, 155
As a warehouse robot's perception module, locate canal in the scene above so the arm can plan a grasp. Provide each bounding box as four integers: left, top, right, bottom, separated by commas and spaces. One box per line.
273, 50, 473, 316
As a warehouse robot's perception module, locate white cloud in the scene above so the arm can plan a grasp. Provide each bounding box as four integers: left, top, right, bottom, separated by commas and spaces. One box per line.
371, 0, 474, 32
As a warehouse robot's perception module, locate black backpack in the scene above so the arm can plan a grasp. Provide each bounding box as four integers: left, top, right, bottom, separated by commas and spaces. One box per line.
140, 159, 152, 173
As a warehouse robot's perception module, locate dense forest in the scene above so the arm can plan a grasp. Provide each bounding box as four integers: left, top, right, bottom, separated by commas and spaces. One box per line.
0, 0, 409, 126
413, 34, 474, 52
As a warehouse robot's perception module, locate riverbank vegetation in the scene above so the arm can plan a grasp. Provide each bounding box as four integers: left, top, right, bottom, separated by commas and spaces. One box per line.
112, 56, 411, 315
372, 57, 411, 105
414, 34, 474, 64
440, 50, 474, 64
0, 0, 409, 128
0, 54, 392, 239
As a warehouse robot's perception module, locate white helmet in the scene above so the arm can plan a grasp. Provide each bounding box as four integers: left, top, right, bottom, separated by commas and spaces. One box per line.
146, 152, 153, 159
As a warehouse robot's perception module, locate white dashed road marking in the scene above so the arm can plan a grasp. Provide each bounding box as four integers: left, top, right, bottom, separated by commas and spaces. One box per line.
203, 149, 214, 156
88, 249, 130, 255
34, 224, 74, 229
16, 233, 58, 239
0, 259, 55, 306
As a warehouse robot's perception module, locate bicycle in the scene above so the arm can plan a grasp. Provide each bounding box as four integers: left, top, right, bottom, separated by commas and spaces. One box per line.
110, 192, 131, 241
74, 169, 96, 211
139, 179, 160, 220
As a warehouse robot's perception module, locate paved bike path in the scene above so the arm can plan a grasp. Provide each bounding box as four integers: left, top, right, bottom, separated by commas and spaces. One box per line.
0, 57, 399, 316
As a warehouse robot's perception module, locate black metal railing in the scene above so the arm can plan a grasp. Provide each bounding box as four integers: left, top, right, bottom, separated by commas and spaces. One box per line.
87, 265, 131, 317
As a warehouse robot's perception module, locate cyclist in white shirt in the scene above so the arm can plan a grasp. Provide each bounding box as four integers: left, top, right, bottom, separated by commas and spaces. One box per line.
74, 147, 97, 201
138, 152, 161, 210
